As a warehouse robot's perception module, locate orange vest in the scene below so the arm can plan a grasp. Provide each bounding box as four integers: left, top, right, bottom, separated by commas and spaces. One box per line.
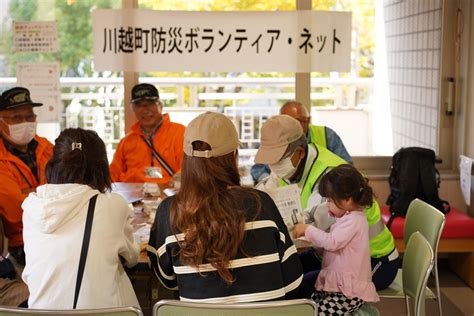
0, 136, 53, 247
110, 114, 185, 184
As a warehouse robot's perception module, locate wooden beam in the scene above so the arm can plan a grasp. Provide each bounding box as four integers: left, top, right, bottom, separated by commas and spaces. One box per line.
296, 0, 311, 112
122, 0, 139, 132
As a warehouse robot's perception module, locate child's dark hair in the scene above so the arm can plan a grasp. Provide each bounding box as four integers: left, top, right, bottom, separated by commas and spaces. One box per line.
45, 128, 111, 193
319, 164, 374, 208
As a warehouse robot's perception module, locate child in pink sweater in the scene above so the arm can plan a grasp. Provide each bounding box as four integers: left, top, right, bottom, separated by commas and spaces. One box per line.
293, 165, 379, 315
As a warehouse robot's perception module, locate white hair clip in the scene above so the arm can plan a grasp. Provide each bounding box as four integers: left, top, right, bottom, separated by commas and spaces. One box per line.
71, 142, 82, 151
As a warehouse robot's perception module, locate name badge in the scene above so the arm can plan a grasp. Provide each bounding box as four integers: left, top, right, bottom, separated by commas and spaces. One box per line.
145, 166, 163, 179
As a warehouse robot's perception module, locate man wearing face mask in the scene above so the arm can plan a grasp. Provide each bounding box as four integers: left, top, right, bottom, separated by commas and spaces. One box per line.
0, 87, 53, 265
251, 101, 352, 183
110, 83, 185, 186
255, 115, 398, 293
255, 114, 346, 230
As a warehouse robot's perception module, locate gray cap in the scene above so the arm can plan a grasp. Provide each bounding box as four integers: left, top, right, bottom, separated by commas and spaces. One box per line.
254, 115, 303, 164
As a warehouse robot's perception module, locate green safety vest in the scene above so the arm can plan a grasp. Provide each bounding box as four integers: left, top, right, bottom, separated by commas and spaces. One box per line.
308, 125, 327, 149
278, 144, 345, 209
278, 144, 395, 258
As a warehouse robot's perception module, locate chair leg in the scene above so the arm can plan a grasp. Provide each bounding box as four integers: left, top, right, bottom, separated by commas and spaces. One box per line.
434, 262, 442, 316
405, 296, 411, 316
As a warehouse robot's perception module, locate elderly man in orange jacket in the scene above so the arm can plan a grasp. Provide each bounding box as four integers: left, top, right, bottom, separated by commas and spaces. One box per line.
110, 83, 185, 186
0, 87, 53, 266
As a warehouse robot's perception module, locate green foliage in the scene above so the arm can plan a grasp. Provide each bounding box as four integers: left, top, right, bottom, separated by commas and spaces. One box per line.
1, 0, 374, 107
1, 0, 120, 77
9, 0, 38, 21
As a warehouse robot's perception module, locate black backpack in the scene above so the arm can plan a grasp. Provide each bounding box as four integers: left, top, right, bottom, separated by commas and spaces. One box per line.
386, 147, 450, 227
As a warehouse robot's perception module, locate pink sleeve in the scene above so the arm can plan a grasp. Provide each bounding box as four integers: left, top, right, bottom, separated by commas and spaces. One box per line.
304, 217, 358, 251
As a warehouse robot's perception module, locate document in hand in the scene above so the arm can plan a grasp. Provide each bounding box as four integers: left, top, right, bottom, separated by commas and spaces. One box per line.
265, 184, 305, 231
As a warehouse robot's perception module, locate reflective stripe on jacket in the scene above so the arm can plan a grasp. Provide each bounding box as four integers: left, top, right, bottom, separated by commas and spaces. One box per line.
278, 144, 395, 258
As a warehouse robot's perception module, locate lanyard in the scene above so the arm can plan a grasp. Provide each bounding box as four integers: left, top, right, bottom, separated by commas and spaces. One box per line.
141, 136, 175, 177
13, 164, 33, 189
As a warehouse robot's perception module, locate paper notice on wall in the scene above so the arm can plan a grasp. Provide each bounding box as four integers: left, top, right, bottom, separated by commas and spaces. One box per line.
265, 184, 304, 231
17, 62, 61, 122
460, 155, 473, 206
13, 21, 59, 53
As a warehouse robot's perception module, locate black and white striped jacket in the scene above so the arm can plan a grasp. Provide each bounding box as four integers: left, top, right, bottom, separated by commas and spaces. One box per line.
147, 190, 303, 303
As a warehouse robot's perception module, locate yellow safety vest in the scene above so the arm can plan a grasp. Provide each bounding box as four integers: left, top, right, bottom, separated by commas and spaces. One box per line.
278, 144, 345, 209
365, 201, 396, 258
278, 144, 395, 258
309, 125, 327, 149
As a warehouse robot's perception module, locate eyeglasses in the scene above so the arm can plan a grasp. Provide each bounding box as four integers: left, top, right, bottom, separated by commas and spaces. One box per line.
0, 114, 37, 124
132, 100, 160, 109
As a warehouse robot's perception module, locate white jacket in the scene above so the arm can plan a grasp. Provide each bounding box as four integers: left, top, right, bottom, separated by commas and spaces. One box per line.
22, 183, 140, 309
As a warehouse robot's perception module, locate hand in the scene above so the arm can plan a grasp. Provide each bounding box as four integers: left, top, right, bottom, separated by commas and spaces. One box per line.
293, 224, 309, 239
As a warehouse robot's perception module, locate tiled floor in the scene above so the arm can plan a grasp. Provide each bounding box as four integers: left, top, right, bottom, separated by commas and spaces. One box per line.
374, 260, 474, 315
135, 259, 474, 316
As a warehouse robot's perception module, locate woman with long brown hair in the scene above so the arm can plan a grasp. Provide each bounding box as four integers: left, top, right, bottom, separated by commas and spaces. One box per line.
147, 112, 302, 303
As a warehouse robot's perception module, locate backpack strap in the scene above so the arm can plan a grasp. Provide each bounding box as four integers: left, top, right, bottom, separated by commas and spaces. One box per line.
73, 194, 98, 309
386, 212, 396, 229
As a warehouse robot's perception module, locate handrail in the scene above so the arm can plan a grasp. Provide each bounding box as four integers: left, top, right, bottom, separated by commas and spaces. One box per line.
0, 76, 372, 87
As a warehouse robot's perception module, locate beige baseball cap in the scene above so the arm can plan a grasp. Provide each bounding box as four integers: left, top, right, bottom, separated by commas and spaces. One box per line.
184, 112, 239, 158
254, 115, 303, 164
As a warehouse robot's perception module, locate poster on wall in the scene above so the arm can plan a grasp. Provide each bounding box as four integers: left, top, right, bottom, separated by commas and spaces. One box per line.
13, 21, 59, 53
92, 9, 352, 72
17, 62, 62, 122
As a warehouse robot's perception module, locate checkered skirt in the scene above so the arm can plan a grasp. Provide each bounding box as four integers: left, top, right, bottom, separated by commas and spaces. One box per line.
312, 290, 365, 315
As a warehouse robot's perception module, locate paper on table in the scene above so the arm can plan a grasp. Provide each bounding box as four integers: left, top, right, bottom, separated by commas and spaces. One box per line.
265, 184, 304, 231
460, 155, 473, 206
133, 224, 151, 245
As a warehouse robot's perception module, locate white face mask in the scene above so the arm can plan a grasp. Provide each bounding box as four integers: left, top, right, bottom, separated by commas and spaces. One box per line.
269, 156, 298, 179
2, 122, 37, 146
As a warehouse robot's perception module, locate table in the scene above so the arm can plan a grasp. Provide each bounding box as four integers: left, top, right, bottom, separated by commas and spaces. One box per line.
112, 182, 165, 262
112, 182, 177, 312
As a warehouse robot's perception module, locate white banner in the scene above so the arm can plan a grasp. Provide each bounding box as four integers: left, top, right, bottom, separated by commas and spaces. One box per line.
17, 62, 62, 122
13, 21, 59, 53
92, 10, 351, 72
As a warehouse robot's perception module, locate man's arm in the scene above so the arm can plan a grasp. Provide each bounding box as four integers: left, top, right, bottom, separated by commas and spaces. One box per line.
109, 140, 126, 182
0, 172, 26, 247
250, 163, 271, 184
324, 127, 353, 164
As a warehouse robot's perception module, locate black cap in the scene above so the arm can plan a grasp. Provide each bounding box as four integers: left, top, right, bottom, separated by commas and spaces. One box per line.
0, 87, 43, 111
131, 83, 160, 103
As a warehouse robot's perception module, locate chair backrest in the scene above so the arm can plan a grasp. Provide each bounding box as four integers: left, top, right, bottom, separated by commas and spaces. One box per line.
402, 232, 434, 316
0, 306, 143, 316
153, 299, 317, 316
403, 199, 446, 252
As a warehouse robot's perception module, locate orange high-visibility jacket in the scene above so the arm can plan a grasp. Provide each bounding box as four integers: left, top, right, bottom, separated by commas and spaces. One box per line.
0, 136, 53, 247
110, 114, 185, 184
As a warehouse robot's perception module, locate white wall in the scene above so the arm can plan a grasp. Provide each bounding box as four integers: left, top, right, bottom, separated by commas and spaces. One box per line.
383, 0, 443, 152
312, 108, 370, 156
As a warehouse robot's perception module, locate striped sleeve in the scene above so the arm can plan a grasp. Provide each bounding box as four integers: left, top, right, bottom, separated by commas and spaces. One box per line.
147, 198, 178, 290
259, 192, 303, 299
